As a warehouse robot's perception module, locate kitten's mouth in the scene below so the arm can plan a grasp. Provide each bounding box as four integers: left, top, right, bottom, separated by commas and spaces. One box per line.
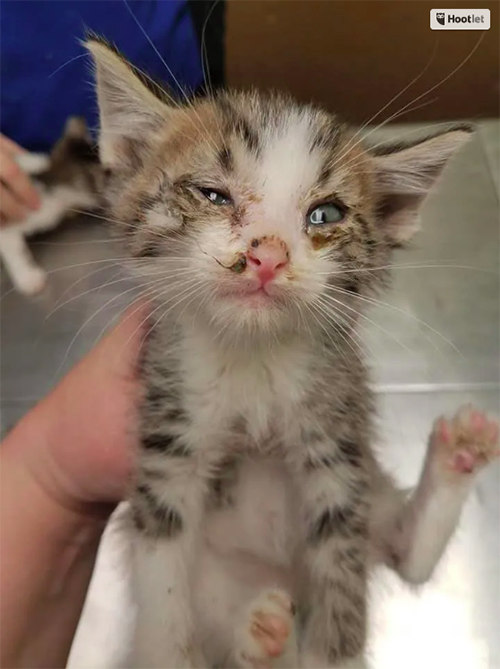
218, 281, 283, 307
244, 286, 277, 305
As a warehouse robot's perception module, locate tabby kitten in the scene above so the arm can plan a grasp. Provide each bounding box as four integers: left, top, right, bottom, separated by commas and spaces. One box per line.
0, 117, 104, 295
86, 39, 499, 669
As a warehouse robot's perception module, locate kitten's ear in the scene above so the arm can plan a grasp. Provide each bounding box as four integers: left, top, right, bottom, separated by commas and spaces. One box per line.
84, 37, 170, 168
370, 126, 473, 246
64, 116, 92, 143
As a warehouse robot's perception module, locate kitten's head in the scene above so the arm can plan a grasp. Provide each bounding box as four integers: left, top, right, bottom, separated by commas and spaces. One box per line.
87, 39, 471, 341
45, 116, 108, 198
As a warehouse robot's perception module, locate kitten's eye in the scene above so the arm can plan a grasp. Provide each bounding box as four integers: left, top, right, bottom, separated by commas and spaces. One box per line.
307, 203, 345, 227
199, 187, 232, 206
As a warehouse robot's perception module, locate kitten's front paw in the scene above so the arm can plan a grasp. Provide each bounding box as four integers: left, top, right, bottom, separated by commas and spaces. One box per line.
431, 405, 499, 479
234, 589, 297, 669
16, 268, 47, 296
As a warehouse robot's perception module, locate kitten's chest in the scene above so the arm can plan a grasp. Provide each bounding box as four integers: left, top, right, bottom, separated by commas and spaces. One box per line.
181, 337, 312, 445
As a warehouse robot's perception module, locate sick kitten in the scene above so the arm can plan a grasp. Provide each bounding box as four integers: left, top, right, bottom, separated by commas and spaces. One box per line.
86, 39, 499, 669
0, 117, 105, 295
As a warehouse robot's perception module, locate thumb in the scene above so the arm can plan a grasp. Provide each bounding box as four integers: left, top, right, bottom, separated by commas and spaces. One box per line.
0, 135, 26, 157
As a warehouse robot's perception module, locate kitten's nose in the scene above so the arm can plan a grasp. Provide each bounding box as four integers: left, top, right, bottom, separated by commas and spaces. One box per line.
246, 236, 290, 285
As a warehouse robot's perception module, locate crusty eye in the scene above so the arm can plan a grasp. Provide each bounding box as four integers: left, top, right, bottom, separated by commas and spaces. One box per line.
198, 187, 232, 206
307, 202, 346, 227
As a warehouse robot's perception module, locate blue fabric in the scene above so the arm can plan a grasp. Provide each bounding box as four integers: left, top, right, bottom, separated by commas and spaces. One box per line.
0, 0, 203, 152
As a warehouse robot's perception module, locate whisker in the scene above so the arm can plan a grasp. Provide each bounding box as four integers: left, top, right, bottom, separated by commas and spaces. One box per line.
1, 255, 200, 302
65, 208, 121, 225
48, 266, 124, 317
315, 295, 367, 349
54, 274, 201, 379
102, 281, 192, 367
306, 300, 347, 361
335, 96, 442, 175
333, 95, 440, 173
48, 52, 88, 78
319, 263, 497, 276
331, 39, 439, 168
320, 291, 413, 355
49, 262, 123, 312
134, 279, 206, 351
294, 299, 315, 340
32, 237, 127, 246
199, 0, 227, 146
190, 284, 215, 328
333, 33, 484, 169
123, 0, 221, 154
326, 283, 462, 356
0, 258, 130, 301
46, 267, 197, 320
314, 295, 376, 365
37, 253, 194, 313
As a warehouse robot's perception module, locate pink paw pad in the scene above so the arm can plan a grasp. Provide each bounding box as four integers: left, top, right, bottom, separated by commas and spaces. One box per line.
431, 405, 499, 477
435, 417, 451, 444
452, 450, 476, 474
251, 613, 290, 657
236, 589, 296, 669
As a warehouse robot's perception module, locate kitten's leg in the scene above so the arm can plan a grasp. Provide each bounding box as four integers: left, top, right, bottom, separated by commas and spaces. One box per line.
375, 405, 499, 585
0, 228, 47, 295
233, 588, 299, 669
292, 441, 370, 667
131, 448, 221, 668
194, 522, 297, 669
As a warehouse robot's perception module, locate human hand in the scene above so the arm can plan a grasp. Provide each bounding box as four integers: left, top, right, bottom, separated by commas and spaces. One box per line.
1, 304, 148, 520
0, 134, 40, 225
0, 305, 148, 668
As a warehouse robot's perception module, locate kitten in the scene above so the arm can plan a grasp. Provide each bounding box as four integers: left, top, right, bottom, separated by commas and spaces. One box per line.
86, 39, 499, 669
0, 117, 105, 295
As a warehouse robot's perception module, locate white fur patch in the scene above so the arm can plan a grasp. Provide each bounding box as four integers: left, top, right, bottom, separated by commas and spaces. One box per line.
246, 111, 322, 246
15, 152, 51, 176
11, 185, 98, 237
180, 325, 312, 445
0, 186, 99, 295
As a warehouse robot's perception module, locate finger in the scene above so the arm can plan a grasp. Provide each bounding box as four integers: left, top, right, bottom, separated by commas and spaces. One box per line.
91, 301, 151, 379
57, 301, 151, 399
0, 157, 40, 210
49, 304, 151, 503
0, 184, 27, 222
0, 134, 25, 156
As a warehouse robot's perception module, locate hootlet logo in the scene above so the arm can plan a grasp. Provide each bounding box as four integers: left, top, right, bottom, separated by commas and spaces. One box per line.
431, 9, 490, 30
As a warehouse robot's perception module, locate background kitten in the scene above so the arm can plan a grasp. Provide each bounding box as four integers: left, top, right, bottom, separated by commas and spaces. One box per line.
0, 117, 105, 295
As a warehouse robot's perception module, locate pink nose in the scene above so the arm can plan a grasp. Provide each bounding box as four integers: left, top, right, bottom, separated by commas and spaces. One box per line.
246, 236, 290, 285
